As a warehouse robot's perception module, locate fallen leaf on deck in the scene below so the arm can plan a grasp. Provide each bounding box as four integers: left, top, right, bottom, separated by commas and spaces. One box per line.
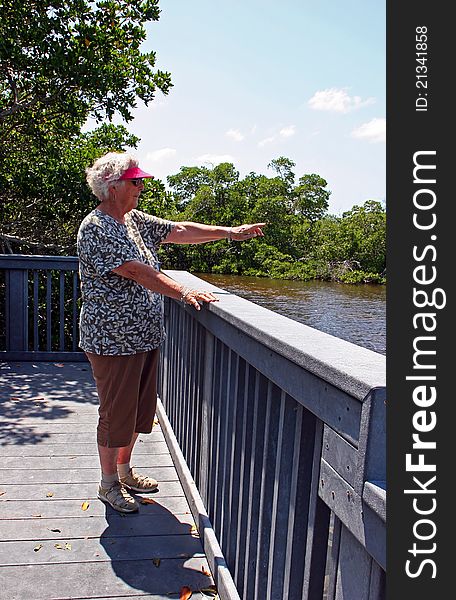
0, 491, 5, 497
33, 544, 43, 552
54, 543, 63, 549
140, 498, 156, 505
190, 525, 199, 536
201, 566, 211, 577
64, 543, 72, 550
46, 492, 54, 497
152, 557, 161, 567
153, 417, 159, 426
81, 501, 90, 511
180, 586, 192, 600
32, 514, 42, 518
49, 528, 61, 533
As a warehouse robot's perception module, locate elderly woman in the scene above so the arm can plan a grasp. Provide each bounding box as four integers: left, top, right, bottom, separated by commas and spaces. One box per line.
77, 151, 265, 513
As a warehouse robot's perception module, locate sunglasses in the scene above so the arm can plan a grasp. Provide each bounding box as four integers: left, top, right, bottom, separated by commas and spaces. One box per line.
129, 178, 144, 187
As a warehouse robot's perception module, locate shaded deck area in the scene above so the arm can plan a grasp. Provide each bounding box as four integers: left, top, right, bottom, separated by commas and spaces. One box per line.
0, 361, 216, 600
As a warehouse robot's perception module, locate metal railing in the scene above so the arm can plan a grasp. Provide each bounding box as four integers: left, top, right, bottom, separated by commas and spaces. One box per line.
0, 254, 84, 361
0, 256, 386, 599
159, 271, 386, 600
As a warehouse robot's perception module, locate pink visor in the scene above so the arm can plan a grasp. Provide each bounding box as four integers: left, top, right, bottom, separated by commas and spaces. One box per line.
118, 166, 154, 180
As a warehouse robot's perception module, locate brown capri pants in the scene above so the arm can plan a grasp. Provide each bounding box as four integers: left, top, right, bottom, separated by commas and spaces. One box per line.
86, 349, 159, 448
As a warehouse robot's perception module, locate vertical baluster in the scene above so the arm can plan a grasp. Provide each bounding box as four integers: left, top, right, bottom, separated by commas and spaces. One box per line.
59, 271, 65, 351
72, 271, 79, 351
193, 320, 204, 485
199, 330, 214, 505
226, 355, 245, 571
46, 271, 52, 351
170, 303, 178, 430
186, 312, 195, 472
288, 409, 322, 599
209, 340, 224, 533
33, 270, 39, 351
5, 269, 28, 352
254, 381, 281, 600
235, 364, 256, 592
182, 309, 190, 454
243, 371, 264, 600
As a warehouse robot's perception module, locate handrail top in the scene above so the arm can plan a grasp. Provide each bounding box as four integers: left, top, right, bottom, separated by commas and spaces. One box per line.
165, 270, 386, 401
0, 254, 78, 269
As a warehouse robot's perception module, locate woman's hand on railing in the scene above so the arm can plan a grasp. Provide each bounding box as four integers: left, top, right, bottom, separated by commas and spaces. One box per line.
179, 287, 219, 310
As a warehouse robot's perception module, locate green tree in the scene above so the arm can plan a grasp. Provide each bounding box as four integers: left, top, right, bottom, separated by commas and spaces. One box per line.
167, 166, 212, 206
338, 200, 386, 273
293, 174, 330, 222
0, 0, 171, 253
0, 0, 172, 135
0, 124, 141, 253
268, 156, 296, 194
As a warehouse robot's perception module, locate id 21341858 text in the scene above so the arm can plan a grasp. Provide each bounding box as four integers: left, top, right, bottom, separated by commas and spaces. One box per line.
416, 26, 428, 112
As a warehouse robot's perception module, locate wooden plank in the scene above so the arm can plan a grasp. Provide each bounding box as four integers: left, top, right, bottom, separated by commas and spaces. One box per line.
0, 441, 168, 457
0, 480, 183, 500
0, 557, 213, 599
0, 534, 205, 565
0, 423, 162, 433
0, 467, 180, 485
2, 454, 173, 469
0, 432, 166, 444
0, 496, 192, 519
0, 513, 196, 541
322, 424, 358, 488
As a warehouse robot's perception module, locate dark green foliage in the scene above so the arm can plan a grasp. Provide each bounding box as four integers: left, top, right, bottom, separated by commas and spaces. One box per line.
0, 0, 170, 253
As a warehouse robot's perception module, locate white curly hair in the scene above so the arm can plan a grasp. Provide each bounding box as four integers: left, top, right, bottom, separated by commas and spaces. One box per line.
86, 152, 138, 200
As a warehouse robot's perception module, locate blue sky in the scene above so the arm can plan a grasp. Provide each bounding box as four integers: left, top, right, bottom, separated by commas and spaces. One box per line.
98, 0, 386, 215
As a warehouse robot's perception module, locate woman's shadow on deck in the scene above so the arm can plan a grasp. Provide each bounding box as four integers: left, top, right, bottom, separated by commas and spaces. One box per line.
100, 494, 213, 597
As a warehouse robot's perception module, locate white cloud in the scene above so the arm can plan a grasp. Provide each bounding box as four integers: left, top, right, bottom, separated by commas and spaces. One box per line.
195, 153, 235, 165
146, 148, 177, 161
226, 128, 244, 141
308, 88, 375, 113
258, 136, 276, 148
351, 118, 386, 143
279, 125, 296, 138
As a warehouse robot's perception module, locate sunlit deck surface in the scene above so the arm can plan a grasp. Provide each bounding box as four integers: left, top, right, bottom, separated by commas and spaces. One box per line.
0, 361, 215, 600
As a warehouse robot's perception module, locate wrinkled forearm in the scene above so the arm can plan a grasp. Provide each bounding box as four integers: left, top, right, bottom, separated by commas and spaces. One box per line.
163, 222, 231, 244
112, 261, 182, 299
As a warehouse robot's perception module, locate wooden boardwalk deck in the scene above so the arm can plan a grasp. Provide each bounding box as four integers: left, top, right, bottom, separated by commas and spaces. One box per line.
0, 361, 216, 600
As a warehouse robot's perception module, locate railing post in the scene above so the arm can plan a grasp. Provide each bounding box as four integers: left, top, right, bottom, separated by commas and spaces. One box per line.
5, 269, 28, 352
355, 386, 387, 489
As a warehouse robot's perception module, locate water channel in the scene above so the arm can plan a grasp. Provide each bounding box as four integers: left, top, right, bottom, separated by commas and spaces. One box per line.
197, 273, 386, 356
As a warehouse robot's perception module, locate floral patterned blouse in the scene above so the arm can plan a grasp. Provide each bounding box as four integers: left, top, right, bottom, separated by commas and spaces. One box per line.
77, 208, 175, 355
